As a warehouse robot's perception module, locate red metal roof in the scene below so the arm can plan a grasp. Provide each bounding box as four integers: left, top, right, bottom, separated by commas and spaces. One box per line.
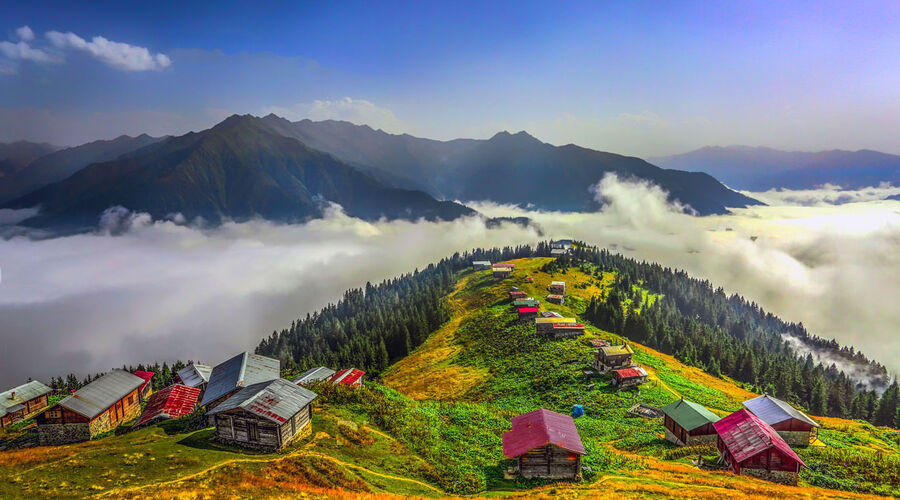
713, 409, 806, 467
502, 408, 586, 458
493, 262, 516, 268
135, 384, 201, 426
133, 370, 155, 392
331, 368, 365, 386
612, 367, 646, 379
517, 307, 539, 313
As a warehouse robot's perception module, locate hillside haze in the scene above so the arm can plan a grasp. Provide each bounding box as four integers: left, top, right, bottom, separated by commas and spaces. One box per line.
651, 145, 900, 191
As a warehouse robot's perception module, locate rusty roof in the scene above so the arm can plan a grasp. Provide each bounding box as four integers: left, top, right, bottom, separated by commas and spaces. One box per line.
207, 378, 317, 424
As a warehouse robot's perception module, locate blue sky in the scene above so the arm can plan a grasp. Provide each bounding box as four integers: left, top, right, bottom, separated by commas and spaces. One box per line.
1, 1, 899, 155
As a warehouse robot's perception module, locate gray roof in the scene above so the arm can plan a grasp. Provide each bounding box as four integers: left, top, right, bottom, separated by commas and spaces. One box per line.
58, 370, 144, 419
743, 394, 820, 428
472, 260, 491, 265
208, 378, 317, 424
1, 380, 52, 417
292, 366, 335, 385
200, 352, 280, 407
177, 363, 212, 388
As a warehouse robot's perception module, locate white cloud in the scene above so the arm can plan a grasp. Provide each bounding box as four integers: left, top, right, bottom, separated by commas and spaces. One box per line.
15, 25, 34, 42
263, 97, 407, 133
0, 39, 59, 64
743, 183, 900, 207
45, 30, 171, 71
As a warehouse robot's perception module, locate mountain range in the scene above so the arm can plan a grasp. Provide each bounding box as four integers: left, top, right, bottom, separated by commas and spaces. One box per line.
650, 146, 900, 191
2, 115, 761, 230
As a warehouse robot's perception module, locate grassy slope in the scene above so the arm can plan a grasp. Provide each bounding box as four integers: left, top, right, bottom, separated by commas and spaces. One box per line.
2, 257, 897, 499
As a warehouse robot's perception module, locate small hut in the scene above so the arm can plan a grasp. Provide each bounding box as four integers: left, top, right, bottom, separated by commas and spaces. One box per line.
661, 399, 721, 446
713, 409, 807, 485
177, 363, 212, 388
135, 384, 202, 427
292, 366, 336, 386
331, 368, 365, 387
546, 294, 564, 305
472, 260, 492, 271
493, 266, 513, 279
209, 379, 317, 451
549, 281, 566, 294
502, 409, 585, 480
1, 380, 52, 428
742, 395, 820, 446
611, 367, 648, 389
517, 307, 539, 322
592, 344, 634, 372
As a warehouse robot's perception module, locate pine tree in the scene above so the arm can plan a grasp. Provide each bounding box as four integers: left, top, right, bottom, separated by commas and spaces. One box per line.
809, 376, 827, 416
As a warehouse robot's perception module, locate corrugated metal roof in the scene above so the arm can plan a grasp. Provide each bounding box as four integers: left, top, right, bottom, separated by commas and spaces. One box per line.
200, 352, 280, 407
502, 408, 585, 458
59, 370, 145, 419
331, 368, 365, 386
1, 380, 52, 416
177, 363, 212, 388
136, 384, 201, 426
743, 394, 820, 428
613, 367, 648, 379
661, 399, 721, 431
535, 317, 577, 324
517, 307, 540, 313
551, 281, 566, 286
493, 262, 516, 268
713, 409, 806, 467
208, 378, 317, 424
292, 366, 335, 385
133, 371, 155, 392
599, 345, 634, 356
512, 299, 540, 307
472, 261, 491, 265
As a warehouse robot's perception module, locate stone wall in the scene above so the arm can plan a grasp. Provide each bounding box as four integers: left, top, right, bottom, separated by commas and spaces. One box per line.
777, 430, 810, 447
685, 433, 718, 446
742, 467, 799, 485
664, 428, 684, 446
37, 423, 91, 445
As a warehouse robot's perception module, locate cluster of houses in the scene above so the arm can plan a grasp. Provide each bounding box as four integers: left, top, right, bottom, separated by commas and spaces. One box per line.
2, 352, 364, 452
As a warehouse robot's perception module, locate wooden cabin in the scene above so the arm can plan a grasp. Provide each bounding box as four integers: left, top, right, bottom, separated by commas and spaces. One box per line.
549, 281, 566, 294
200, 352, 280, 409
177, 362, 212, 388
549, 323, 585, 338
472, 260, 492, 271
133, 370, 155, 399
546, 294, 564, 305
611, 367, 648, 389
493, 266, 513, 279
535, 317, 579, 334
502, 409, 586, 480
661, 399, 721, 446
0, 380, 52, 428
331, 368, 365, 387
135, 384, 202, 427
742, 395, 820, 446
209, 378, 317, 451
517, 307, 539, 322
713, 409, 807, 485
509, 290, 528, 300
592, 344, 634, 372
36, 370, 144, 445
292, 366, 336, 386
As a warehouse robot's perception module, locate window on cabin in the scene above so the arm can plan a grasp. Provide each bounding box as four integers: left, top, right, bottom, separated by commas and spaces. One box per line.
49, 409, 61, 419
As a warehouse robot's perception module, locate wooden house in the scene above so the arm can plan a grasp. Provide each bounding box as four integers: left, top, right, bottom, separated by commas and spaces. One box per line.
472, 260, 492, 271
133, 370, 155, 399
200, 352, 280, 409
36, 370, 144, 445
611, 367, 648, 389
493, 266, 513, 279
713, 409, 807, 485
517, 306, 539, 322
661, 399, 721, 446
742, 394, 820, 446
135, 384, 202, 427
292, 366, 335, 386
547, 294, 564, 305
209, 378, 317, 451
509, 290, 528, 300
549, 323, 585, 338
512, 298, 540, 308
331, 368, 365, 387
549, 281, 566, 294
177, 362, 212, 388
592, 344, 634, 372
0, 380, 52, 428
535, 317, 579, 334
502, 408, 586, 480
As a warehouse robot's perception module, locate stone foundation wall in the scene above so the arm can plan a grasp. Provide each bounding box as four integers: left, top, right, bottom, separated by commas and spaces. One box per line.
742, 467, 798, 485
777, 431, 810, 447
664, 428, 685, 446
38, 423, 91, 445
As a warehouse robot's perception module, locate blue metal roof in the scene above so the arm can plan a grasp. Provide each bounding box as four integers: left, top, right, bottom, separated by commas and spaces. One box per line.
743, 394, 820, 428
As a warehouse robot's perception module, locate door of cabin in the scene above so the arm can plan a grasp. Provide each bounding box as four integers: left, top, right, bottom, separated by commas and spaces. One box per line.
248, 422, 259, 442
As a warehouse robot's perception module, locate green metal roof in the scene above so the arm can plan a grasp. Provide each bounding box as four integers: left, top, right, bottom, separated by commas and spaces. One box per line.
661, 399, 720, 431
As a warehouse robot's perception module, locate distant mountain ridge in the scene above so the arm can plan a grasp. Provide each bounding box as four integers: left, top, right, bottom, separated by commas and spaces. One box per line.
4, 115, 475, 229
0, 134, 166, 204
262, 116, 760, 215
0, 141, 60, 181
650, 145, 900, 191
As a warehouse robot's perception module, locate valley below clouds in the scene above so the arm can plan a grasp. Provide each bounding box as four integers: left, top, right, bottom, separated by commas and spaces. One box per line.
1, 176, 899, 388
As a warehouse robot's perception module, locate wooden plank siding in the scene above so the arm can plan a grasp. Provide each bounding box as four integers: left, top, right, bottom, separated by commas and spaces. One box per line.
214, 405, 312, 451
0, 394, 50, 428
517, 444, 581, 479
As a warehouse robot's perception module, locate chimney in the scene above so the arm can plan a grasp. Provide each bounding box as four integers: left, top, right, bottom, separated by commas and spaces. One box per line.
9, 391, 15, 400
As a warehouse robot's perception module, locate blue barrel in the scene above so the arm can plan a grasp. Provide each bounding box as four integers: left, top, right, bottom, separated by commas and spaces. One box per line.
572, 404, 584, 418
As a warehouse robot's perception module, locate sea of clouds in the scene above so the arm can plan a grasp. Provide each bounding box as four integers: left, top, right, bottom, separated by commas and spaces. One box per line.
1, 176, 899, 388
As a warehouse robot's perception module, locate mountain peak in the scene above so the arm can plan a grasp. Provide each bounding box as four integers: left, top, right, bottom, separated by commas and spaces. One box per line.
487, 130, 542, 145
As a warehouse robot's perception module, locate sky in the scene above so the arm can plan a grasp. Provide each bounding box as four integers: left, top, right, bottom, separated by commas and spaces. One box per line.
2, 1, 900, 155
